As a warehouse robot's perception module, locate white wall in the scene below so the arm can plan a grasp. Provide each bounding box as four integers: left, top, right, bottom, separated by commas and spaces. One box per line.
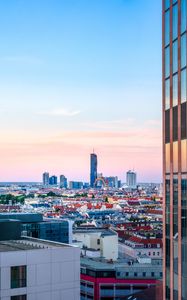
0, 245, 80, 300
119, 243, 162, 259
101, 235, 118, 261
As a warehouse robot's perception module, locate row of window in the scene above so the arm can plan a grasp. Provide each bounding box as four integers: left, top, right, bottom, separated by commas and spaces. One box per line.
165, 102, 187, 143
165, 36, 186, 80
165, 67, 187, 110
116, 271, 161, 278
165, 0, 186, 40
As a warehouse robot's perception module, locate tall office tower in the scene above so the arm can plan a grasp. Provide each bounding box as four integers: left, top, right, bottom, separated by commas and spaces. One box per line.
49, 175, 58, 185
90, 152, 97, 187
126, 170, 137, 188
60, 175, 68, 188
163, 0, 187, 299
42, 172, 49, 186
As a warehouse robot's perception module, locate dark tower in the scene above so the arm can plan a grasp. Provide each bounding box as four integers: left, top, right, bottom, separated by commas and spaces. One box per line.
163, 0, 187, 299
90, 152, 97, 188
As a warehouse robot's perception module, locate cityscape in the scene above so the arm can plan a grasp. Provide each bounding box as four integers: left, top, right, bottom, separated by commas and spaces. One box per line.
0, 1, 185, 300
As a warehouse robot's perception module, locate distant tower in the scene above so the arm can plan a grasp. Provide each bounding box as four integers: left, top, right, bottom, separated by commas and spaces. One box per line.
49, 175, 58, 185
90, 152, 97, 188
126, 170, 137, 188
60, 175, 68, 189
43, 172, 49, 186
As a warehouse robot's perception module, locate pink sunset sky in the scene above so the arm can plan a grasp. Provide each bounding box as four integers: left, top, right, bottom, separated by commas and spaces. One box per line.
0, 1, 162, 182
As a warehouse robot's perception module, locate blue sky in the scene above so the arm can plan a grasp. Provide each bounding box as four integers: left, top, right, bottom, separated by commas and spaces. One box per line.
0, 0, 162, 182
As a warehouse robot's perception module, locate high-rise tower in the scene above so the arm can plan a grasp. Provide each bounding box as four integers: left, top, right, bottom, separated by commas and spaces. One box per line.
90, 152, 97, 188
163, 0, 187, 299
43, 172, 49, 186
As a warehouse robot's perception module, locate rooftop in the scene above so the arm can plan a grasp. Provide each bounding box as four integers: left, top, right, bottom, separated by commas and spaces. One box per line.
0, 237, 72, 252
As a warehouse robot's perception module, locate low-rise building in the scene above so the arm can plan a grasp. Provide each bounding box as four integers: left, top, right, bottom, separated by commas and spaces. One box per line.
0, 237, 80, 300
80, 256, 162, 300
73, 228, 118, 261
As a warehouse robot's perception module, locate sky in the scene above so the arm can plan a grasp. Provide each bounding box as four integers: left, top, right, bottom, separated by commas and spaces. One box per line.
0, 0, 162, 183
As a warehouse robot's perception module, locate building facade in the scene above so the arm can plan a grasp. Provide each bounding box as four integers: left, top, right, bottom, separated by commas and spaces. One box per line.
126, 170, 137, 189
0, 238, 80, 300
42, 172, 49, 186
90, 153, 98, 188
60, 175, 68, 189
49, 175, 58, 185
80, 257, 162, 300
163, 0, 187, 299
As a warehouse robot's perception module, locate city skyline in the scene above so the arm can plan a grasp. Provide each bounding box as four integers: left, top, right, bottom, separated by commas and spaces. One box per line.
0, 0, 162, 182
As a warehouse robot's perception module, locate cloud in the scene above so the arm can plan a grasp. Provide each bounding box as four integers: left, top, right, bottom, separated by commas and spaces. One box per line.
38, 108, 81, 117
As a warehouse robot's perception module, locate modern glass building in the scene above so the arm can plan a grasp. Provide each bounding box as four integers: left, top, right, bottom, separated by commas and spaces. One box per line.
90, 153, 97, 187
163, 0, 187, 299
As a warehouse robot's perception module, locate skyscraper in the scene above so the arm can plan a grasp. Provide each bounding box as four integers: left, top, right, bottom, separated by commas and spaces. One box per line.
49, 175, 58, 185
126, 170, 137, 189
43, 172, 49, 186
60, 175, 68, 189
163, 1, 187, 299
90, 152, 97, 187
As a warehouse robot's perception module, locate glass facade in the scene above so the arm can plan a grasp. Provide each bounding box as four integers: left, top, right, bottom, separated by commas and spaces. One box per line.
163, 0, 187, 299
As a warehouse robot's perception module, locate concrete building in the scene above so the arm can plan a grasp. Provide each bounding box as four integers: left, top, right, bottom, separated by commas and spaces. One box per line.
126, 170, 137, 189
73, 228, 118, 261
163, 0, 187, 299
59, 175, 68, 189
105, 176, 118, 188
0, 213, 73, 244
0, 238, 80, 300
80, 256, 162, 300
69, 181, 83, 189
119, 236, 162, 260
42, 172, 49, 186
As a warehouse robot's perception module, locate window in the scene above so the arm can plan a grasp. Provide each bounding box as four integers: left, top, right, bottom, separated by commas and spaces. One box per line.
165, 79, 170, 110
126, 272, 129, 277
157, 252, 160, 256
11, 266, 27, 289
181, 34, 187, 69
143, 272, 146, 277
181, 69, 187, 103
165, 0, 170, 10
181, 140, 187, 172
134, 272, 138, 277
151, 272, 155, 277
11, 296, 27, 300
165, 10, 170, 46
181, 102, 187, 140
181, 0, 187, 34
165, 109, 170, 143
153, 252, 155, 256
97, 239, 100, 245
173, 74, 178, 107
173, 142, 178, 172
165, 143, 170, 173
173, 40, 178, 74
173, 106, 178, 141
172, 4, 178, 41
165, 46, 170, 78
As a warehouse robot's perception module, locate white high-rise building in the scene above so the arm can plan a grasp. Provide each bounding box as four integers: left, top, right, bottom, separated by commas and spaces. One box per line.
126, 170, 137, 188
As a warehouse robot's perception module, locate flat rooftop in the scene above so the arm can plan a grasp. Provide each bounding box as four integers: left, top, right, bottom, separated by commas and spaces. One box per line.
0, 237, 72, 252
81, 257, 162, 271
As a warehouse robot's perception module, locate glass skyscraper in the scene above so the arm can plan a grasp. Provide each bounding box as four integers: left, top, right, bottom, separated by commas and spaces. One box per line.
90, 152, 97, 188
163, 0, 187, 299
